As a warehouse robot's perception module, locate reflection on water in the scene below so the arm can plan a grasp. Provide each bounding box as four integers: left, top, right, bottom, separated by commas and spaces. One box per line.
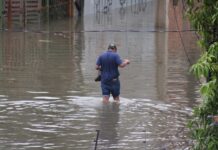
0, 0, 200, 149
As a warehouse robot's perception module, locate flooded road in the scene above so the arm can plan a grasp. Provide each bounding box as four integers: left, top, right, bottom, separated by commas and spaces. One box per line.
0, 0, 200, 149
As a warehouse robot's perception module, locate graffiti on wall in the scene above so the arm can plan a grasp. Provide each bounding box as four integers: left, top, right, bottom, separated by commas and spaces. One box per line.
94, 0, 148, 25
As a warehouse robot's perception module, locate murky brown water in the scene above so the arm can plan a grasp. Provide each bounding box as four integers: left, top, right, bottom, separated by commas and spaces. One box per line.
0, 0, 200, 150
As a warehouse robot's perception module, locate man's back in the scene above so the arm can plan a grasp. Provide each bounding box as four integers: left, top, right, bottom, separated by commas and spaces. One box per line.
96, 50, 122, 82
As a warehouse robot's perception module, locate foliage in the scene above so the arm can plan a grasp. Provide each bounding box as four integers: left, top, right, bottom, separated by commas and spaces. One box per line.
186, 0, 218, 149
186, 0, 218, 49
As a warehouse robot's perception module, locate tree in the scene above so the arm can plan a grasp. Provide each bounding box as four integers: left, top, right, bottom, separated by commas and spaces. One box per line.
186, 0, 218, 149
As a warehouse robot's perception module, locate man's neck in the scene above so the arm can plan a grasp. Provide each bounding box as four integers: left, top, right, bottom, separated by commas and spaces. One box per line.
108, 49, 116, 52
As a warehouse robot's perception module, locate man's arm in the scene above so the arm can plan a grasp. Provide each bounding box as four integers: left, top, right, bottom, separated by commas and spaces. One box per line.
119, 59, 130, 68
96, 56, 101, 70
96, 65, 101, 70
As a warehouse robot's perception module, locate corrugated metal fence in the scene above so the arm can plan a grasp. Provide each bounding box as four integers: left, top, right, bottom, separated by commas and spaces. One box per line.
0, 0, 74, 29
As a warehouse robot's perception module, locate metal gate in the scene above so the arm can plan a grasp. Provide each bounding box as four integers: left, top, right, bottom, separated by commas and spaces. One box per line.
2, 0, 74, 30
3, 0, 41, 29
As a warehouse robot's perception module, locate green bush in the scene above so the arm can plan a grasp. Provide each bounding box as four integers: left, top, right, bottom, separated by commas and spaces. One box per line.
186, 0, 218, 149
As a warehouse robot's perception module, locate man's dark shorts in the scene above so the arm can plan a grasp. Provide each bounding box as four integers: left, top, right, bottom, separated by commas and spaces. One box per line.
101, 79, 120, 98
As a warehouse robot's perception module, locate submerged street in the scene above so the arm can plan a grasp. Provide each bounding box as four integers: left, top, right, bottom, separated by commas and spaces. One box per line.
0, 0, 200, 149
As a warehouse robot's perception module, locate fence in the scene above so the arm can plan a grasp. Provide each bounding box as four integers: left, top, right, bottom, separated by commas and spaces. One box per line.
1, 0, 74, 30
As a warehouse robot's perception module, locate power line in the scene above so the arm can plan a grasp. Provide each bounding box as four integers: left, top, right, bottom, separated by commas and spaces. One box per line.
172, 4, 192, 66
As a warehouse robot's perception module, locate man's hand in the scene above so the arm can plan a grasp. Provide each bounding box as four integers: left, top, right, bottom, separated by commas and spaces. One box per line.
119, 59, 130, 68
96, 65, 101, 70
124, 59, 130, 65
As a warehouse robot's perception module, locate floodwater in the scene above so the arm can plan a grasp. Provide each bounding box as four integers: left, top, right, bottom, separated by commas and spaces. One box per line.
0, 0, 200, 150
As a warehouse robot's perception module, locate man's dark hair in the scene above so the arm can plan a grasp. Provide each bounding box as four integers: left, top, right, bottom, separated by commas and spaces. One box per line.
108, 43, 117, 50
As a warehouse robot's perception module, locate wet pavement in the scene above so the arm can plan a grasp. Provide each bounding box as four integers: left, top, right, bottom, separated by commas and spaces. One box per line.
0, 0, 200, 150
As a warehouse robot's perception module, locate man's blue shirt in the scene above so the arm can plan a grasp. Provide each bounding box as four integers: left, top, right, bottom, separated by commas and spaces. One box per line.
96, 50, 122, 82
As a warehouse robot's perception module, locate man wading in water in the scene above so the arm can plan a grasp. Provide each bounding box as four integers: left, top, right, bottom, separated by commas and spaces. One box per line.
95, 43, 130, 103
